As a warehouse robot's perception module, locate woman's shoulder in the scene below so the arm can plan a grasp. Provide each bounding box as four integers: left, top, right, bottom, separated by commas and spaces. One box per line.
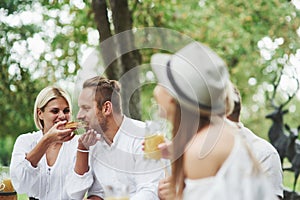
184, 125, 238, 179
13, 130, 43, 150
187, 124, 236, 157
16, 130, 42, 141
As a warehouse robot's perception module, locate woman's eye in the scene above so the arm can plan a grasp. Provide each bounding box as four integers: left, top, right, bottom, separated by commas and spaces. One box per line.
63, 108, 70, 114
51, 109, 59, 114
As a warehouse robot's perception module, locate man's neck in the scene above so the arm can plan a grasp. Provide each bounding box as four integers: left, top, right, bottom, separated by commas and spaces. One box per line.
103, 114, 124, 145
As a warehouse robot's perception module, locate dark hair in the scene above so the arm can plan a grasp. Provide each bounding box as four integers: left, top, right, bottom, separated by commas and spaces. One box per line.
227, 86, 241, 122
83, 76, 122, 114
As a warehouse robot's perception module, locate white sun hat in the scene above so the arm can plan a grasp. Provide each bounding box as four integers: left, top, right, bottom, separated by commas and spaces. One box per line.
151, 42, 229, 115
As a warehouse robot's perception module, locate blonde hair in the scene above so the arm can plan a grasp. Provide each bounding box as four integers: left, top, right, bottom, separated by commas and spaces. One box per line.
33, 86, 72, 130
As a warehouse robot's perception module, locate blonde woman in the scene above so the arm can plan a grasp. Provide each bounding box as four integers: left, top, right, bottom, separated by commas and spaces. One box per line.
10, 86, 78, 200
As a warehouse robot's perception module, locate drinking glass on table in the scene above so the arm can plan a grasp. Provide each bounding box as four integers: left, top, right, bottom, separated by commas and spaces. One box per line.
0, 180, 4, 191
104, 184, 129, 200
0, 166, 14, 192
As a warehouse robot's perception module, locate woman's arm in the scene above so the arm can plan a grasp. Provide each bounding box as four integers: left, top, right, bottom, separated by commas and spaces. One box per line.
26, 121, 74, 167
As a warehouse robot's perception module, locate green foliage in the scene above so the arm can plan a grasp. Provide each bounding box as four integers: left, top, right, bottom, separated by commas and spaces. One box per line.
0, 137, 14, 166
0, 14, 44, 141
133, 0, 300, 140
140, 82, 156, 121
0, 1, 95, 164
0, 0, 34, 14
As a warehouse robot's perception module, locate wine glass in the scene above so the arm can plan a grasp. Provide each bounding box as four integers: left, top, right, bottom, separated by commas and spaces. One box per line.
104, 183, 129, 200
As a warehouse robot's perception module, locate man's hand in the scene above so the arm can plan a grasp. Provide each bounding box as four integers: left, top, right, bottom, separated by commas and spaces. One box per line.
78, 129, 100, 150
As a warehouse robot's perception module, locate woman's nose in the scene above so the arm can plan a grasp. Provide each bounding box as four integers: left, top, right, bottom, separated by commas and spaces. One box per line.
58, 110, 66, 119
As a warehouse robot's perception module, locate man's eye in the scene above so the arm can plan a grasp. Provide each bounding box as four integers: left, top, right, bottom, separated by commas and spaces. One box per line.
81, 107, 90, 112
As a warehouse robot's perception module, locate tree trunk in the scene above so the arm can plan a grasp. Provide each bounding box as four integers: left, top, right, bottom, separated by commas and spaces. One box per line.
92, 0, 121, 80
110, 0, 142, 120
92, 0, 142, 120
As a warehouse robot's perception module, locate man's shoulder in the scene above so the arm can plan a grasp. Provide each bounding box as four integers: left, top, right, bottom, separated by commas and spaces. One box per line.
111, 116, 145, 147
122, 116, 146, 133
124, 116, 146, 127
242, 127, 278, 154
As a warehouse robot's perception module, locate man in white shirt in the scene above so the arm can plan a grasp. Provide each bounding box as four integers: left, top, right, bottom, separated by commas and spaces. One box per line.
227, 85, 284, 199
66, 76, 164, 200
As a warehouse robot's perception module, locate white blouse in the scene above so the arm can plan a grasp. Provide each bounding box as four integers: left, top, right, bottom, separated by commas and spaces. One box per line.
183, 135, 277, 200
10, 130, 79, 200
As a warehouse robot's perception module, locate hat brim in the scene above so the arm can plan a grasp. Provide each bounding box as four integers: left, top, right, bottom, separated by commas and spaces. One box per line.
150, 53, 176, 96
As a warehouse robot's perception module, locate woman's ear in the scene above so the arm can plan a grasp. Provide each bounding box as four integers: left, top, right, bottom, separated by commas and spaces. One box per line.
37, 108, 44, 120
170, 97, 176, 104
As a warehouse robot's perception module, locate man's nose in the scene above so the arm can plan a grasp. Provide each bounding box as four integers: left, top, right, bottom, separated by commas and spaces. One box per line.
77, 109, 84, 120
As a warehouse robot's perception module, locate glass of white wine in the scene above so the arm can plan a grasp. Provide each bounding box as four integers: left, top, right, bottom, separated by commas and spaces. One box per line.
0, 166, 15, 192
144, 120, 166, 160
104, 184, 129, 200
0, 181, 4, 191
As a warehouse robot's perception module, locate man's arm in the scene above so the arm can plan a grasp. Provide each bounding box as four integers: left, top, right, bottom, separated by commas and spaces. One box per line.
130, 143, 166, 200
75, 130, 99, 175
66, 130, 100, 199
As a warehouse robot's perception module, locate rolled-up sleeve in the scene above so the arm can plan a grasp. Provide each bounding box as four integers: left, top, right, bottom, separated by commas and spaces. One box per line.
260, 152, 283, 198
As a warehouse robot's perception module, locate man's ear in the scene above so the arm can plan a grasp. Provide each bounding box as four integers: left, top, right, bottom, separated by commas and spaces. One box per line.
102, 101, 113, 115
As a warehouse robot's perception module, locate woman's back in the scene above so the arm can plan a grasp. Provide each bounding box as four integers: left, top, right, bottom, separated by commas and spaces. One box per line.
183, 118, 276, 200
184, 117, 236, 179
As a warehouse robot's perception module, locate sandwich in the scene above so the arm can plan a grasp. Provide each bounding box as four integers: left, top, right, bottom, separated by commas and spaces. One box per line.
65, 121, 87, 129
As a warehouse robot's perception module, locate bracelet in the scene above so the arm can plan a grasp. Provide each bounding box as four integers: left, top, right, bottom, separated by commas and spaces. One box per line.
77, 148, 89, 153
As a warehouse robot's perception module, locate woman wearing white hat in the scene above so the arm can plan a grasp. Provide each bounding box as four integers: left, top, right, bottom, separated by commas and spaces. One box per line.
151, 42, 277, 200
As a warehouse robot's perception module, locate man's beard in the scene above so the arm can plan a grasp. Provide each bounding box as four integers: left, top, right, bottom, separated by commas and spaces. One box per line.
95, 114, 108, 135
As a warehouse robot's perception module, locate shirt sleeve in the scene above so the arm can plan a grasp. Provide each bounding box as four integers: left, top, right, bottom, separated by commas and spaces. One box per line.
10, 134, 41, 194
130, 143, 165, 200
259, 151, 284, 198
87, 174, 104, 199
65, 168, 94, 200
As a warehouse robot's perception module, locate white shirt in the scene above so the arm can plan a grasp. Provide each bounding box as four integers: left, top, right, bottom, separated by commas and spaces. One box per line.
239, 123, 284, 198
66, 116, 164, 200
183, 135, 276, 200
10, 130, 79, 200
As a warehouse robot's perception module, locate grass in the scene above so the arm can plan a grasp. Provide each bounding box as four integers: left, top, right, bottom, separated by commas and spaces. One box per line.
17, 194, 28, 200
283, 159, 300, 192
